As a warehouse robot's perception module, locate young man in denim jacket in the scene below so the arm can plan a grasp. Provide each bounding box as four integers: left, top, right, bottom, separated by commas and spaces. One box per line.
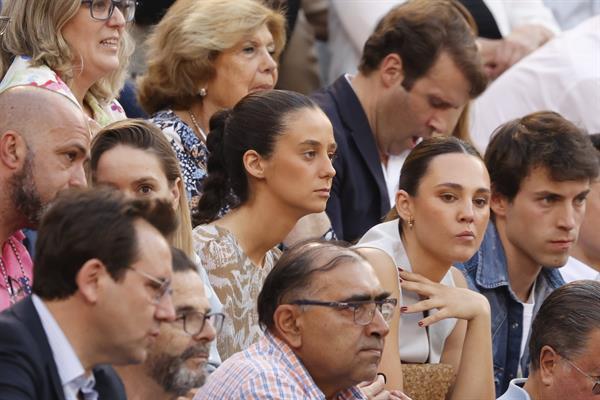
456, 111, 599, 395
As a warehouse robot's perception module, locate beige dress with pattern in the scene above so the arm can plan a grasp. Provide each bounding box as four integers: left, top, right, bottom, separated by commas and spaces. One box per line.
193, 224, 282, 360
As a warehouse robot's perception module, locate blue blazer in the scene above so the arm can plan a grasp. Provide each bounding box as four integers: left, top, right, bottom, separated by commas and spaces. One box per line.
312, 75, 390, 242
0, 297, 126, 400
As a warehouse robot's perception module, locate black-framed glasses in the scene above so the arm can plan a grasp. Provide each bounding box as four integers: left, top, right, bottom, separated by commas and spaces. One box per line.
81, 0, 137, 23
562, 356, 600, 395
289, 298, 397, 326
129, 267, 172, 305
175, 311, 226, 336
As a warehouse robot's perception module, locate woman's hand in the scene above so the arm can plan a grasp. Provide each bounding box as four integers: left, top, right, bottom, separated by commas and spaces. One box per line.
398, 269, 490, 327
358, 374, 389, 400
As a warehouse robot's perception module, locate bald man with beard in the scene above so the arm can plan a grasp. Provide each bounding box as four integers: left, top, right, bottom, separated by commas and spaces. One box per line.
0, 86, 89, 310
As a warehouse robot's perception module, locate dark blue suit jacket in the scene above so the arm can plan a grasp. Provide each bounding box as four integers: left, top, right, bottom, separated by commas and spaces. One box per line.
312, 75, 390, 242
0, 297, 126, 400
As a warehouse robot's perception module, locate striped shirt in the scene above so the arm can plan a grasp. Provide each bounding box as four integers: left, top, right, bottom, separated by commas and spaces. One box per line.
194, 332, 366, 400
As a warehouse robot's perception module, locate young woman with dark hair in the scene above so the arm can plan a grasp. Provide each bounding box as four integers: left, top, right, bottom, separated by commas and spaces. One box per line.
356, 136, 495, 399
193, 89, 336, 360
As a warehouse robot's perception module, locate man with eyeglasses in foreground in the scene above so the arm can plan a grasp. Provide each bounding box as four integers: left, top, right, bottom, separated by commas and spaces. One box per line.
0, 188, 177, 400
194, 241, 408, 400
497, 280, 600, 400
117, 247, 224, 400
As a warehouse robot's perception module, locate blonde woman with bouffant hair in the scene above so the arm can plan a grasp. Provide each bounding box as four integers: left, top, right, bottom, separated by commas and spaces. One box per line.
138, 0, 286, 214
138, 0, 286, 114
0, 0, 134, 127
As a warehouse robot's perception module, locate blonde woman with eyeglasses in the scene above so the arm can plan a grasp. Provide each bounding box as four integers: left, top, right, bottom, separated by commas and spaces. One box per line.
0, 0, 134, 128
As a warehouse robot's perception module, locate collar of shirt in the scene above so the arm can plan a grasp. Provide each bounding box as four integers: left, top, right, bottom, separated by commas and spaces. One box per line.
32, 294, 96, 399
498, 378, 531, 400
474, 223, 564, 290
1, 230, 35, 311
264, 332, 366, 400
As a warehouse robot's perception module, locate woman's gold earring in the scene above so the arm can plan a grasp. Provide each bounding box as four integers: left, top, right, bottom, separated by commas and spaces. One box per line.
408, 217, 414, 229
199, 87, 207, 97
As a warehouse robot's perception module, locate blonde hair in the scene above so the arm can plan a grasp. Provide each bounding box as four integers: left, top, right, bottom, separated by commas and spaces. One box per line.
0, 0, 133, 106
137, 0, 286, 114
90, 119, 194, 257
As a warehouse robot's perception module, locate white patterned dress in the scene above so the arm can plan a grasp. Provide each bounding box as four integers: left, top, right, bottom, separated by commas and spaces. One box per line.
193, 224, 281, 360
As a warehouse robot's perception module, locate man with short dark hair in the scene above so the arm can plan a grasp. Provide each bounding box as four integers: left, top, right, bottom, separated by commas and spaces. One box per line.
0, 188, 178, 399
0, 86, 90, 310
312, 0, 487, 242
456, 111, 600, 395
195, 241, 397, 399
117, 247, 224, 400
497, 280, 600, 399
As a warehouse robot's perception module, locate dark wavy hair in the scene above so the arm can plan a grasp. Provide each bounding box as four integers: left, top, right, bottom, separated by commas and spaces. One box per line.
485, 111, 599, 202
359, 0, 486, 97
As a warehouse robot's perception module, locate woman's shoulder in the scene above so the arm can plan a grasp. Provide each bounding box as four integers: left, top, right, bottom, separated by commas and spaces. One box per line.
0, 55, 80, 108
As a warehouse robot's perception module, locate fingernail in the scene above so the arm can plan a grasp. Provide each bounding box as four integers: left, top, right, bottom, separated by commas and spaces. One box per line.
418, 321, 424, 327
400, 306, 408, 312
377, 372, 387, 384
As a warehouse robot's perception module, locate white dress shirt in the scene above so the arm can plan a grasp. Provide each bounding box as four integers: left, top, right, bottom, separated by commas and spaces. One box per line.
470, 16, 600, 152
497, 378, 532, 400
560, 256, 600, 283
32, 295, 98, 400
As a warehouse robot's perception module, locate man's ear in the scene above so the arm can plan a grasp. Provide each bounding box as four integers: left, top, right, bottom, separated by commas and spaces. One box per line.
0, 131, 27, 170
75, 259, 108, 304
272, 305, 304, 349
538, 345, 559, 387
395, 189, 414, 221
378, 53, 404, 89
490, 190, 509, 217
242, 149, 266, 180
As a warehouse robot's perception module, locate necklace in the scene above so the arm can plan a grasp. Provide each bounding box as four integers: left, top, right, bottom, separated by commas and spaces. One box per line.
187, 110, 208, 143
0, 238, 32, 305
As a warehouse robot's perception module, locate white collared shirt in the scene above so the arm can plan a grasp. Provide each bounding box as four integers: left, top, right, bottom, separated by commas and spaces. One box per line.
497, 378, 532, 400
32, 295, 98, 400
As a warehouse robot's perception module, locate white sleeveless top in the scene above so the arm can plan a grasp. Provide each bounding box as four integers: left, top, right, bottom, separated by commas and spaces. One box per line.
356, 219, 457, 363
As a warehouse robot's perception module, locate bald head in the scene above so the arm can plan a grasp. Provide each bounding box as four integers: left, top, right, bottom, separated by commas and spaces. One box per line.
0, 86, 90, 232
0, 86, 89, 144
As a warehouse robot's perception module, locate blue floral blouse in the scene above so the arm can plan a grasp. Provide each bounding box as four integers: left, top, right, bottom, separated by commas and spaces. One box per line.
149, 110, 209, 211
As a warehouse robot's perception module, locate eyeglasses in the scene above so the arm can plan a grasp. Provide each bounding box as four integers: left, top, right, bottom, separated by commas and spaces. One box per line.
289, 298, 397, 326
562, 356, 600, 395
175, 311, 226, 336
0, 16, 10, 36
81, 0, 137, 23
129, 268, 172, 305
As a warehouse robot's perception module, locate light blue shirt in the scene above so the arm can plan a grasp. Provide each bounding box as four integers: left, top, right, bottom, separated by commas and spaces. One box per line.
32, 294, 98, 400
497, 378, 531, 400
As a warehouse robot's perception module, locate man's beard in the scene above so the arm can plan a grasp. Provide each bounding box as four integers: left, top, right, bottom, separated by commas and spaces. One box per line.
9, 153, 44, 227
146, 344, 210, 396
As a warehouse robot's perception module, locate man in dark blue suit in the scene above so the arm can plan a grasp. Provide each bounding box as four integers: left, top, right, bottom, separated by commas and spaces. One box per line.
0, 189, 178, 399
313, 0, 488, 242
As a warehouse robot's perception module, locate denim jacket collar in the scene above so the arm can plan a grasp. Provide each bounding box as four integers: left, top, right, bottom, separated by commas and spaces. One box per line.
474, 223, 565, 292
